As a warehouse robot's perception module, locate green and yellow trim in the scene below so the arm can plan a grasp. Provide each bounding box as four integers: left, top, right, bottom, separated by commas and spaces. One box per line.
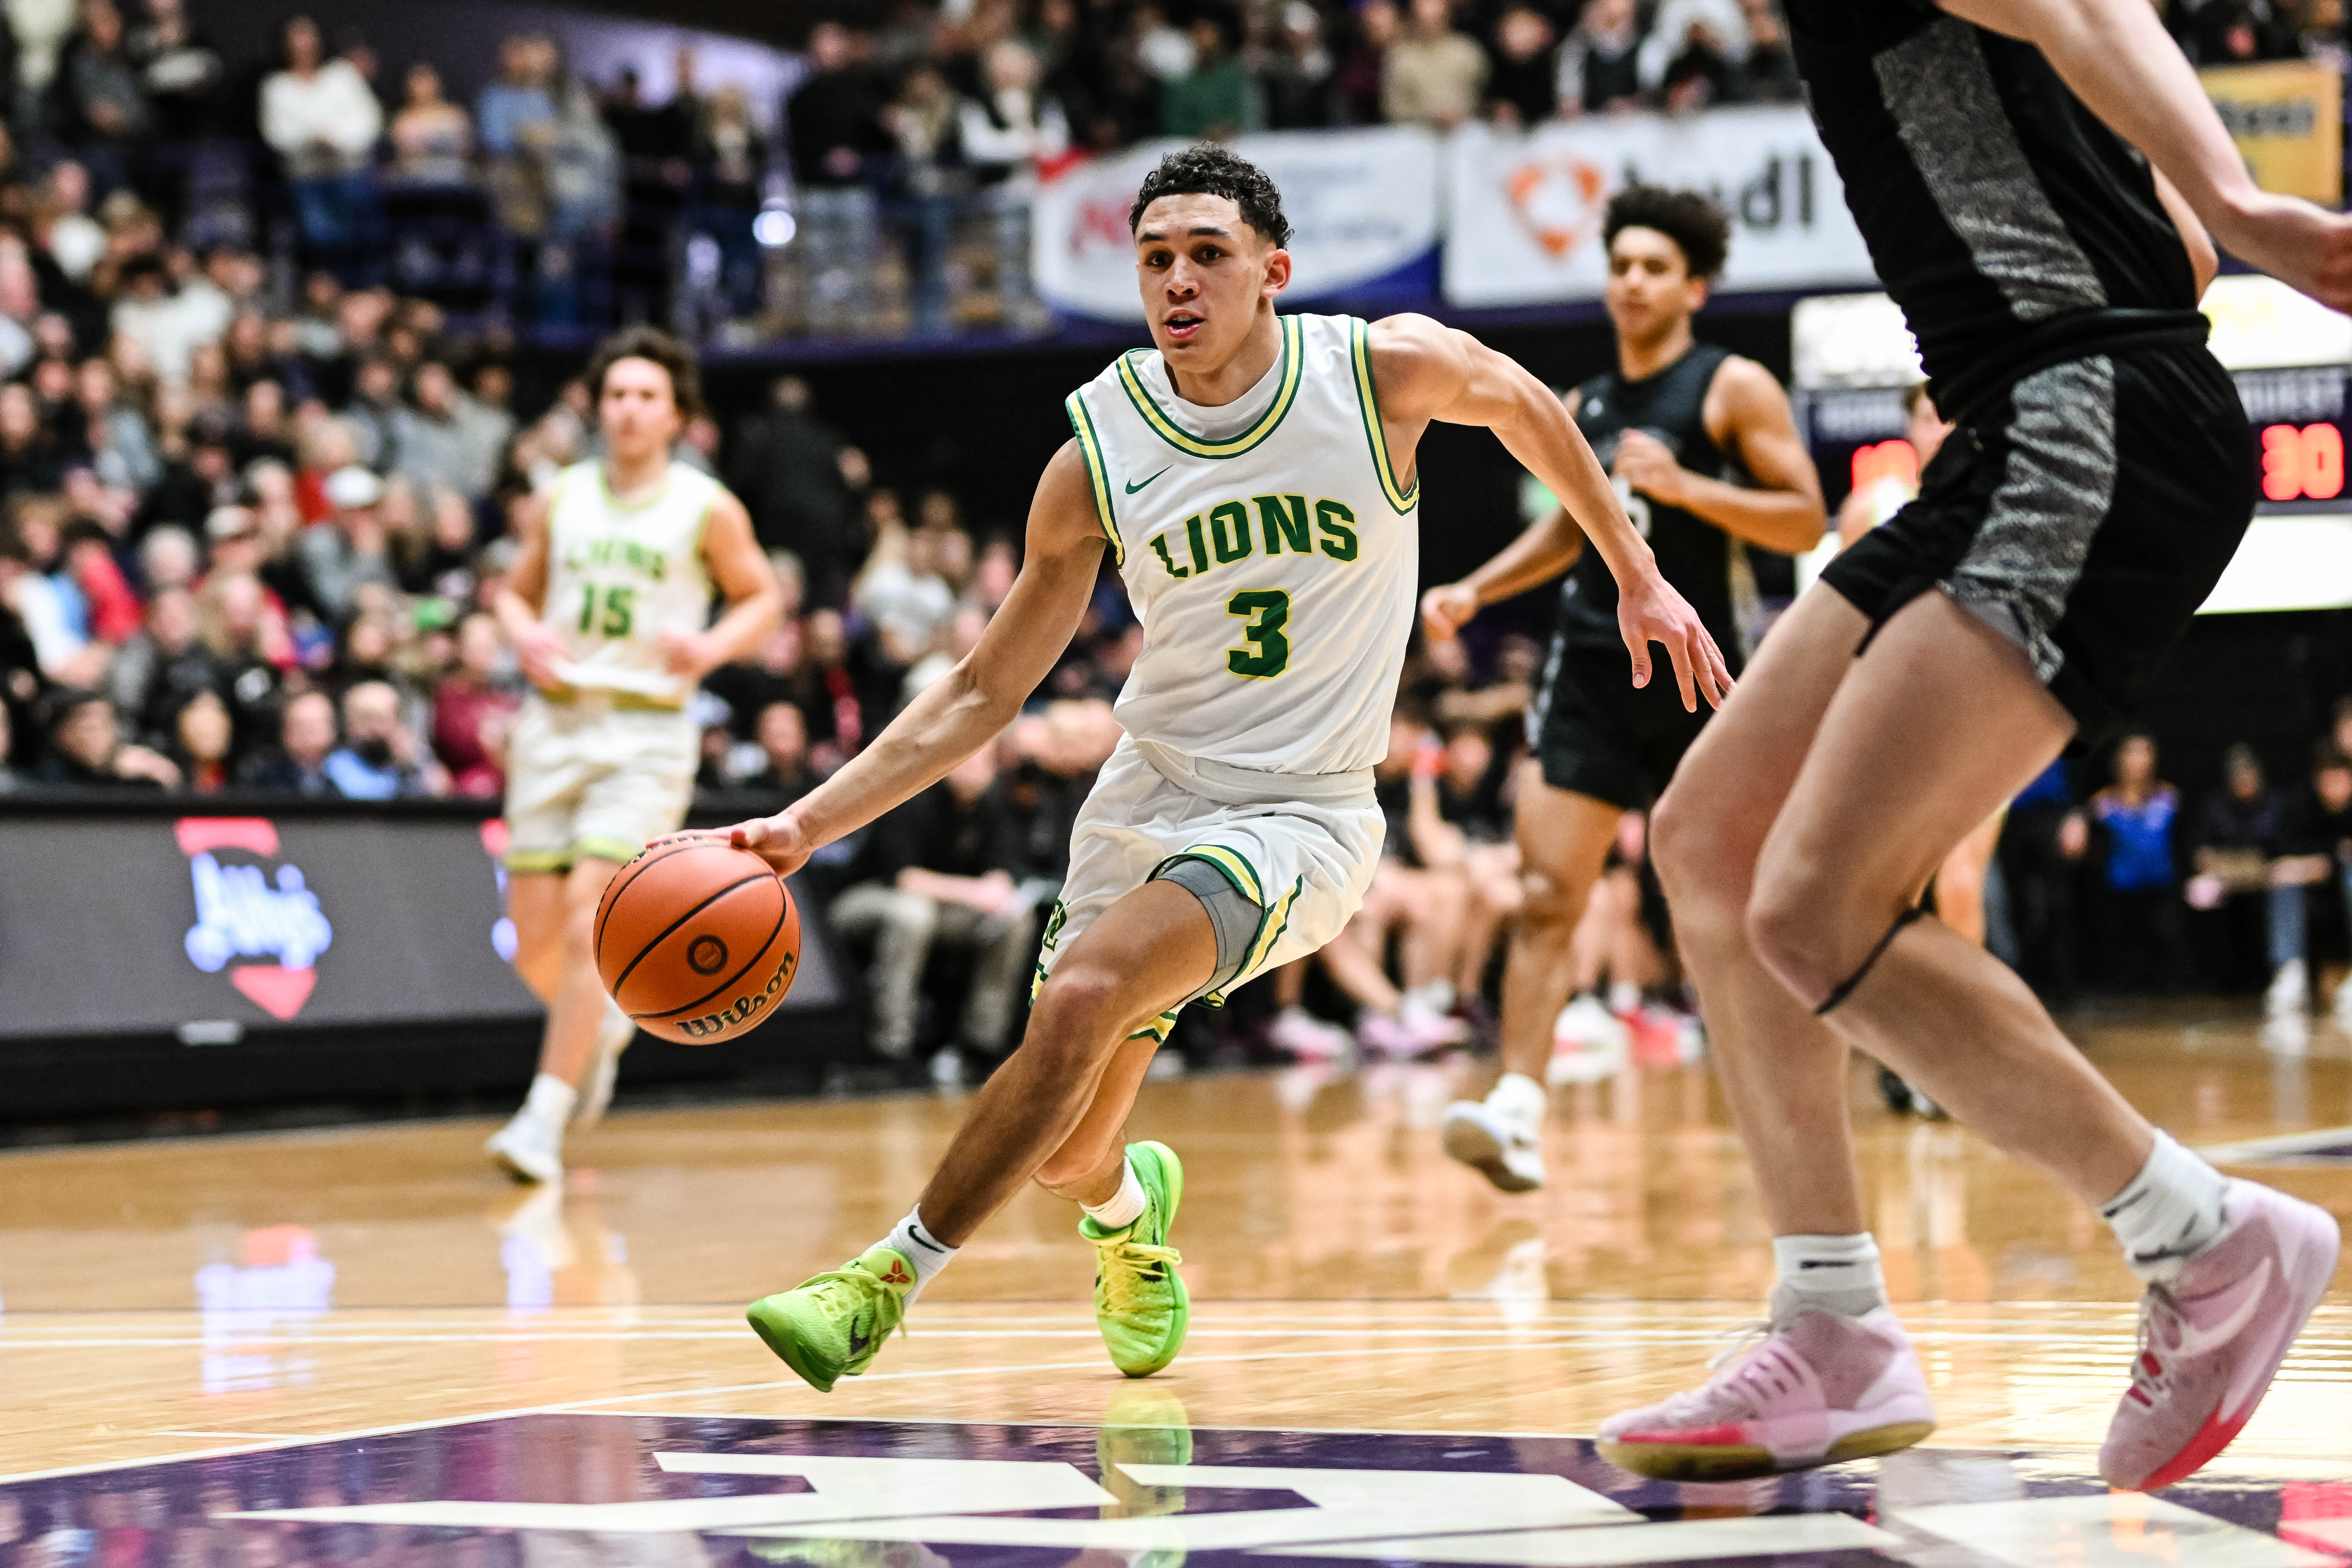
504, 847, 574, 875
1127, 1008, 1182, 1043
1350, 317, 1419, 515
1063, 391, 1125, 566
1116, 316, 1304, 460
1207, 875, 1303, 1005
1157, 844, 1266, 908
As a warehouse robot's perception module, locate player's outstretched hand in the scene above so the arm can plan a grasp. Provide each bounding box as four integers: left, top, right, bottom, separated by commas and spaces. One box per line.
1617, 572, 1734, 713
512, 621, 569, 692
2219, 195, 2352, 314
1420, 582, 1479, 641
730, 810, 816, 877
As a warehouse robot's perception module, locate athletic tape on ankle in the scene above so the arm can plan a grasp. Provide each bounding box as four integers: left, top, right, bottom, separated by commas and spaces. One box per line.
1814, 905, 1928, 1017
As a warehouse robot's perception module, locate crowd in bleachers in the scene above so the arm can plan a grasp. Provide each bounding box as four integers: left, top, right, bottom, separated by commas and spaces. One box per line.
0, 0, 2315, 343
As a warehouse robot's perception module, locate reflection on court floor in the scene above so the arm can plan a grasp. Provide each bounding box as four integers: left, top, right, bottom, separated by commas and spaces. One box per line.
5, 1413, 2348, 1568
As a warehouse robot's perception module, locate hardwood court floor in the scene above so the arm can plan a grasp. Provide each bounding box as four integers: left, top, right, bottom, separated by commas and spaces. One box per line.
0, 1013, 2346, 1485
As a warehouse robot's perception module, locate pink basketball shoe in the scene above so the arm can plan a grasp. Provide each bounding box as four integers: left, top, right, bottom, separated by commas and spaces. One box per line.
1598, 1308, 1937, 1481
2100, 1179, 2340, 1491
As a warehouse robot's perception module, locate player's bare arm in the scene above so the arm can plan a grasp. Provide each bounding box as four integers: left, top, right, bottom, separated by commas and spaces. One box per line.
663, 491, 783, 681
1612, 357, 1823, 555
1371, 312, 1733, 710
490, 490, 569, 691
1943, 0, 2352, 308
731, 442, 1106, 875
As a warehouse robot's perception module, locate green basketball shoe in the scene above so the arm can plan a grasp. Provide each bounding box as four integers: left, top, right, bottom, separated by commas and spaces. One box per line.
745, 1243, 915, 1393
1081, 1141, 1189, 1378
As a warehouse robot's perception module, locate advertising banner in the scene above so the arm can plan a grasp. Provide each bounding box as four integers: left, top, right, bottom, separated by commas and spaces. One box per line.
1442, 108, 1875, 308
1030, 126, 1442, 321
2200, 60, 2343, 206
0, 811, 841, 1039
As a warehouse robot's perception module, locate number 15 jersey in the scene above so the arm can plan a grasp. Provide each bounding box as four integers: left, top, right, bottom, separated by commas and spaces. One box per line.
1065, 313, 1420, 777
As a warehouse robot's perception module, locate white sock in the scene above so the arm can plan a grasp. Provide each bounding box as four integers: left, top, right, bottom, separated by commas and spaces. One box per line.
1082, 1155, 1148, 1231
1608, 980, 1643, 1015
523, 1073, 578, 1126
1769, 1233, 1888, 1324
2100, 1130, 2229, 1280
882, 1208, 959, 1301
1487, 1070, 1547, 1124
1404, 979, 1456, 1016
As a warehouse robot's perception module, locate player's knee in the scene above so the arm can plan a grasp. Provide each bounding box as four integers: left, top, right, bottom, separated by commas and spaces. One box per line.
1517, 868, 1575, 928
1027, 966, 1130, 1067
1744, 862, 1840, 1002
1652, 780, 1748, 914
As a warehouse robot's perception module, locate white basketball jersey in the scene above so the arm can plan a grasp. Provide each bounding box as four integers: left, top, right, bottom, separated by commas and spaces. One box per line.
542, 459, 721, 706
1065, 313, 1419, 775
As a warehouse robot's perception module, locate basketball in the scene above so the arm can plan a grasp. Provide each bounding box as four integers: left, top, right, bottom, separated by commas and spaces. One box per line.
593, 833, 802, 1045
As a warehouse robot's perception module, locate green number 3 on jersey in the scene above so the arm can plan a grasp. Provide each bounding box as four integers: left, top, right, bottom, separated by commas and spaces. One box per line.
1225, 589, 1290, 679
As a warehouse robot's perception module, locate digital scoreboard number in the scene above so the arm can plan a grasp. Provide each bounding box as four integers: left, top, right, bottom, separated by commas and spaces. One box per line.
2258, 420, 2344, 501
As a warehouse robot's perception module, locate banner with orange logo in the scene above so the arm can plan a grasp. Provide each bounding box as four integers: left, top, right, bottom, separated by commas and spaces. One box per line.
1442, 108, 1875, 307
1030, 127, 1442, 321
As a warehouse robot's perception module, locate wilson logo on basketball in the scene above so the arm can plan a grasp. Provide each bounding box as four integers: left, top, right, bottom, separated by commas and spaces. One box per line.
673, 951, 796, 1041
176, 818, 334, 1021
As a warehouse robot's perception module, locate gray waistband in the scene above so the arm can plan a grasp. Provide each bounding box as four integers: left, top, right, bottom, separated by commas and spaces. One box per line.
1132, 737, 1376, 808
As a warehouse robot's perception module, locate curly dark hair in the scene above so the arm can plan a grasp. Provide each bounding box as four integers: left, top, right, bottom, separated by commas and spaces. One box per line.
1128, 143, 1293, 249
584, 325, 706, 423
1603, 184, 1732, 282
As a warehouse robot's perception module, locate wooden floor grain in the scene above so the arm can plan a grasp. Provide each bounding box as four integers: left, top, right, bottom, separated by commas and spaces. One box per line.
0, 1013, 2345, 1481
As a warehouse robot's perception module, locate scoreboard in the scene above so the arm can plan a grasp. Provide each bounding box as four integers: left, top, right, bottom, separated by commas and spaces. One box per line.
1789, 276, 2352, 615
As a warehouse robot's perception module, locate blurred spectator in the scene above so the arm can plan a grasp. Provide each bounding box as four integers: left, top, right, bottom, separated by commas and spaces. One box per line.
260, 16, 383, 270
389, 61, 472, 185
2186, 742, 2282, 991
1162, 8, 1257, 138
727, 376, 857, 603
392, 361, 508, 501
1335, 0, 1401, 124
1639, 0, 1748, 97
323, 677, 431, 797
10, 0, 79, 124
53, 0, 152, 200
2091, 732, 2186, 994
831, 746, 1035, 1062
1487, 6, 1559, 125
169, 684, 233, 790
129, 0, 224, 147
432, 611, 518, 795
298, 463, 395, 620
1382, 0, 1487, 129
35, 685, 176, 786
238, 686, 336, 793
694, 82, 769, 319
745, 698, 818, 804
788, 22, 887, 336
1739, 0, 1801, 101
883, 62, 961, 337
2265, 742, 2352, 1033
0, 698, 20, 790
855, 517, 956, 668
1559, 0, 1646, 114
2179, 0, 2302, 62
1260, 2, 1340, 130
106, 582, 214, 742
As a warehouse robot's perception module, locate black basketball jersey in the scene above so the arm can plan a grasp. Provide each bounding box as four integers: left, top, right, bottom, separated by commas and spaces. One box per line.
1555, 343, 1751, 666
1786, 0, 2198, 410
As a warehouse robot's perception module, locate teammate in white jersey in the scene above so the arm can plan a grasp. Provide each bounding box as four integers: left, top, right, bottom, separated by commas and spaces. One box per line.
484, 328, 781, 1185
725, 146, 1730, 1394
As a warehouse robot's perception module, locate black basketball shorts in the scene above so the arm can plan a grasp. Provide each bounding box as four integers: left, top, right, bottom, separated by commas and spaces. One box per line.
1819, 344, 2257, 746
1529, 636, 1715, 810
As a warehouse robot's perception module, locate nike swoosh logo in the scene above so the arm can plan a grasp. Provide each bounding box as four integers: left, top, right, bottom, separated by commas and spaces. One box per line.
1125, 467, 1173, 494
2178, 1256, 2276, 1412
848, 1327, 870, 1356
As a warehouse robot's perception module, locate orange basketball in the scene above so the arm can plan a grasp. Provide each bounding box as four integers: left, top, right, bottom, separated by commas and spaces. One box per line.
593, 832, 801, 1045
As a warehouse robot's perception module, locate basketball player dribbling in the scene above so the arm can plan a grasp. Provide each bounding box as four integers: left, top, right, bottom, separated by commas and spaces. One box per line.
1423, 185, 1826, 1192
485, 328, 782, 1184
724, 145, 1732, 1392
1599, 0, 2348, 1490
